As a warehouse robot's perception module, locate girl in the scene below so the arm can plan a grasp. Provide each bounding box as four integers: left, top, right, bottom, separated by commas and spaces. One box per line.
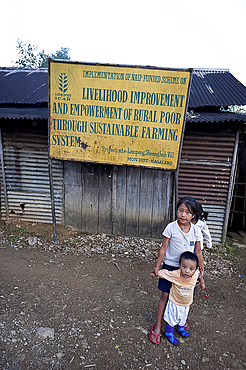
149, 196, 205, 345
192, 201, 212, 249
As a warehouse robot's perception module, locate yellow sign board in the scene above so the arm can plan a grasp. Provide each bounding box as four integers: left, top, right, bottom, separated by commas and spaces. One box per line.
49, 61, 192, 169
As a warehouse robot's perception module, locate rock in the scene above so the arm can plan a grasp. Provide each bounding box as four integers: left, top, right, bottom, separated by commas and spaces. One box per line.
228, 232, 245, 243
238, 230, 246, 240
136, 326, 148, 335
66, 225, 77, 232
56, 352, 65, 360
231, 241, 246, 248
17, 354, 26, 361
82, 338, 89, 347
28, 236, 38, 245
202, 357, 209, 362
37, 327, 54, 340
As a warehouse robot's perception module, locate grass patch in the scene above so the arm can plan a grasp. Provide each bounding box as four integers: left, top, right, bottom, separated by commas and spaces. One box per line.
208, 243, 241, 262
3, 224, 31, 241
2, 224, 51, 242
37, 234, 50, 239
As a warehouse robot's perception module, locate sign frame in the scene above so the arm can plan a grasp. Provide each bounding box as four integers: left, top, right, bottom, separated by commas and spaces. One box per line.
48, 59, 192, 171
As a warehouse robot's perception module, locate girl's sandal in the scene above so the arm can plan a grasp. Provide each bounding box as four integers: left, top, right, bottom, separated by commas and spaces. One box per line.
164, 332, 179, 345
149, 325, 161, 344
177, 326, 189, 337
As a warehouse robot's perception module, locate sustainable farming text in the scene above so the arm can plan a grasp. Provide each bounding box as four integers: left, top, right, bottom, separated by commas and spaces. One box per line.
52, 87, 185, 145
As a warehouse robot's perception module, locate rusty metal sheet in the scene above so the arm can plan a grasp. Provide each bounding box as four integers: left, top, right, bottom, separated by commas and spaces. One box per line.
178, 131, 237, 243
0, 130, 63, 224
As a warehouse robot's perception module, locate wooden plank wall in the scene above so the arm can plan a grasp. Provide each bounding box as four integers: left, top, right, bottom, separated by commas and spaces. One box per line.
64, 161, 174, 239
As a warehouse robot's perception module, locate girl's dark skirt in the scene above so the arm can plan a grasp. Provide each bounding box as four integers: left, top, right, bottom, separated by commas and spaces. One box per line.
158, 263, 179, 293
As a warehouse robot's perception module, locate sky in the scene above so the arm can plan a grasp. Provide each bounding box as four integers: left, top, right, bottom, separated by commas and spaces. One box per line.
1, 0, 246, 85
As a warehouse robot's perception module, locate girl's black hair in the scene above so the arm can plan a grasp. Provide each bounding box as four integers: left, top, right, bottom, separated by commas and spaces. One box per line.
193, 201, 209, 222
177, 196, 197, 215
179, 251, 199, 268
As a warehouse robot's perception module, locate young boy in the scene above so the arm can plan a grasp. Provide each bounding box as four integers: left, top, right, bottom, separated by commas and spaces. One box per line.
157, 251, 205, 345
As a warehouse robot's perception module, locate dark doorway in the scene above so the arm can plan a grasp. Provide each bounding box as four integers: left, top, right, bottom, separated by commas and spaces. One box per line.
229, 132, 246, 232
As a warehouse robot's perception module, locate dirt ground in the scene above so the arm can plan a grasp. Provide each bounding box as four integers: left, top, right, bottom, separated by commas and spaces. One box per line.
0, 221, 246, 370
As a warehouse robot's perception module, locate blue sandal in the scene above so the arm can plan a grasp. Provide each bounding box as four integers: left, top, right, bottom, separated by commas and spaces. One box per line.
164, 332, 179, 345
177, 326, 189, 338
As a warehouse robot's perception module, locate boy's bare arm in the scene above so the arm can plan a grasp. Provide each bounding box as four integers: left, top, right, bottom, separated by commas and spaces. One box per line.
199, 276, 205, 290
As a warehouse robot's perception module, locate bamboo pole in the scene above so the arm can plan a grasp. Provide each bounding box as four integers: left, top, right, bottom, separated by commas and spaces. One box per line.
0, 128, 9, 221
48, 156, 57, 244
222, 131, 239, 243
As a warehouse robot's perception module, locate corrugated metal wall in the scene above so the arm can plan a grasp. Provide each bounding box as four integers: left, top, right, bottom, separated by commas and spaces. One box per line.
0, 127, 237, 241
0, 130, 63, 223
178, 132, 236, 243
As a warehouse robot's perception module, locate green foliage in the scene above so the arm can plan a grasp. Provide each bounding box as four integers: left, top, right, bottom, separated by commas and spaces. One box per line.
15, 39, 39, 68
51, 47, 70, 61
221, 105, 246, 115
228, 105, 246, 114
38, 233, 49, 239
3, 223, 50, 242
15, 39, 70, 69
3, 224, 30, 241
207, 243, 240, 262
37, 49, 50, 68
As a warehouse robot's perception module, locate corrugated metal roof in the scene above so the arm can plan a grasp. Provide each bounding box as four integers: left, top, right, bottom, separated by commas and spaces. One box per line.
1, 106, 243, 124
186, 111, 246, 123
0, 107, 48, 120
189, 69, 246, 108
1, 67, 246, 110
0, 69, 48, 105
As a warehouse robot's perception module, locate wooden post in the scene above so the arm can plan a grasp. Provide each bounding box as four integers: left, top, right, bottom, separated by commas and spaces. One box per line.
0, 128, 9, 221
222, 131, 239, 243
48, 59, 57, 244
48, 156, 57, 244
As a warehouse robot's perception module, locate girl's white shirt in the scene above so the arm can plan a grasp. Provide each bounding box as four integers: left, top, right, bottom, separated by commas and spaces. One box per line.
162, 220, 202, 267
195, 219, 212, 249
